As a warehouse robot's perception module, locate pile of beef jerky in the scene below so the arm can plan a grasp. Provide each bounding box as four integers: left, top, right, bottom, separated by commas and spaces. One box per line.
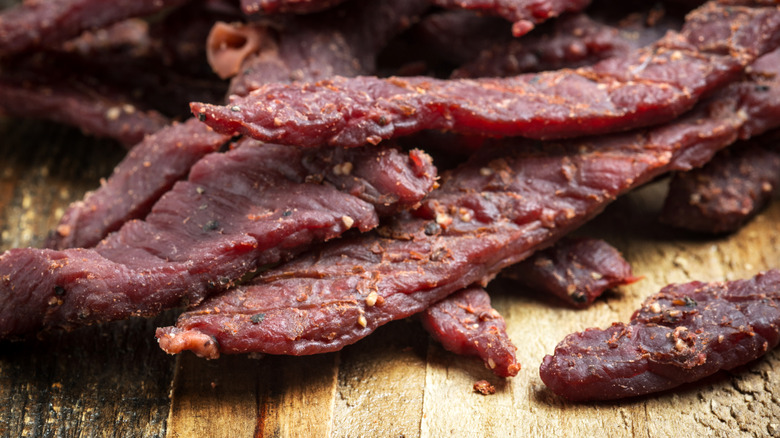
1, 0, 780, 402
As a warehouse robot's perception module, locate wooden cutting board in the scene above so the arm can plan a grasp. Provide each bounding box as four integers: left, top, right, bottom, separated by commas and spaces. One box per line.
1, 118, 779, 437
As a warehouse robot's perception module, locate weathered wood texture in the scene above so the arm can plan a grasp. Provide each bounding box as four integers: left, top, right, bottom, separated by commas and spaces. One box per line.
1, 118, 779, 437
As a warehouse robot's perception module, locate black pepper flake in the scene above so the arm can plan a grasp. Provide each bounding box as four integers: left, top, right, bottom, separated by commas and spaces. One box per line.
755, 85, 771, 92
198, 112, 206, 122
683, 296, 697, 307
377, 115, 388, 126
250, 313, 266, 324
54, 286, 66, 296
203, 220, 220, 231
570, 292, 587, 303
282, 210, 292, 217
424, 222, 441, 236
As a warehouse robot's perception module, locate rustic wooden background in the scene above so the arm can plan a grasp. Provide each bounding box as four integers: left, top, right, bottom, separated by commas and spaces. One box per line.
1, 118, 779, 437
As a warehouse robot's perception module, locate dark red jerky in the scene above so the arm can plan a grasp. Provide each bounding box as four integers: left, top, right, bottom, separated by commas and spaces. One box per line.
192, 1, 780, 148
0, 142, 435, 338
505, 237, 640, 308
0, 0, 190, 57
411, 10, 514, 68
431, 0, 591, 37
659, 134, 780, 234
228, 0, 430, 97
451, 12, 676, 79
540, 270, 780, 401
240, 0, 348, 15
421, 287, 520, 377
45, 119, 228, 250
0, 75, 169, 147
156, 60, 780, 359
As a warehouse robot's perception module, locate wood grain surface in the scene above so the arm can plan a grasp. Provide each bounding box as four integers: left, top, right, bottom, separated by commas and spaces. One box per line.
1, 118, 779, 438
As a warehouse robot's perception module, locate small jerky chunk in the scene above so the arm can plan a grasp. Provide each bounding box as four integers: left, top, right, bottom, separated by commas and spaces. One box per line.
431, 0, 591, 37
0, 142, 435, 338
0, 0, 190, 57
505, 237, 640, 308
0, 75, 168, 146
240, 0, 348, 15
540, 270, 780, 401
227, 0, 430, 96
421, 286, 520, 377
156, 55, 780, 359
45, 119, 228, 250
659, 134, 780, 234
192, 1, 780, 148
452, 12, 676, 79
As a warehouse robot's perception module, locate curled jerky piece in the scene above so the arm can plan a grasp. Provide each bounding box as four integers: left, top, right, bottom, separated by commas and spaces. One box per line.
0, 142, 435, 338
45, 119, 229, 250
505, 237, 641, 308
0, 0, 189, 57
431, 0, 591, 37
421, 287, 520, 377
659, 132, 780, 234
156, 54, 780, 358
192, 1, 780, 148
540, 270, 780, 401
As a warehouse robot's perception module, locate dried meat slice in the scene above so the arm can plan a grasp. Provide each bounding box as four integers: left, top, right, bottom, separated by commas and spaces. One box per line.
45, 119, 229, 250
539, 270, 780, 401
156, 52, 780, 358
659, 132, 780, 234
451, 11, 677, 78
0, 142, 436, 338
191, 1, 780, 148
0, 75, 169, 147
431, 0, 591, 37
0, 0, 190, 57
504, 237, 640, 308
421, 286, 520, 377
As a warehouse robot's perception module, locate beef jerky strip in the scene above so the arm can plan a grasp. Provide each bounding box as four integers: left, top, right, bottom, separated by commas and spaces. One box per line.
191, 1, 780, 148
659, 132, 780, 234
225, 0, 431, 97
0, 74, 169, 147
0, 142, 436, 338
540, 269, 780, 401
431, 0, 591, 37
45, 119, 228, 250
156, 51, 780, 358
451, 11, 677, 79
241, 0, 349, 15
421, 286, 521, 377
504, 237, 641, 308
0, 0, 190, 57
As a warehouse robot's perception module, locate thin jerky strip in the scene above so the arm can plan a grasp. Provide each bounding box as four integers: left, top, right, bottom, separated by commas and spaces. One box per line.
451, 12, 676, 79
156, 55, 780, 358
45, 119, 228, 250
0, 142, 436, 338
431, 0, 591, 37
0, 0, 190, 57
421, 286, 520, 377
0, 76, 168, 146
504, 237, 640, 308
228, 0, 431, 97
659, 132, 780, 234
540, 269, 780, 401
191, 1, 780, 148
